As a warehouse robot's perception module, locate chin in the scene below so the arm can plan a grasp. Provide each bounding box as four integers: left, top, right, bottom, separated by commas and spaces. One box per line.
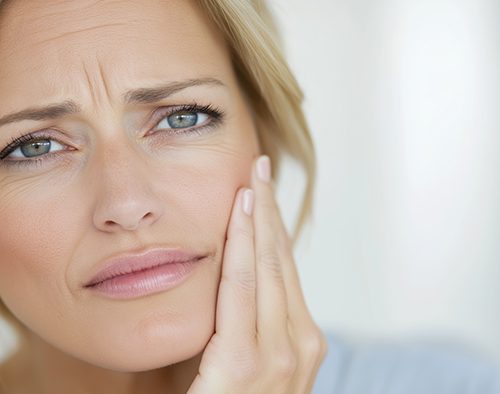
121, 319, 214, 373
76, 301, 216, 372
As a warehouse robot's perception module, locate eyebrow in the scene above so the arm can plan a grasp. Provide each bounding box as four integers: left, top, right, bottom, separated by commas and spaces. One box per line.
0, 77, 225, 128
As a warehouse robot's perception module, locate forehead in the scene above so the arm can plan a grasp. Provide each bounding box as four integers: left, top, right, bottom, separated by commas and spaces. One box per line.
0, 0, 232, 111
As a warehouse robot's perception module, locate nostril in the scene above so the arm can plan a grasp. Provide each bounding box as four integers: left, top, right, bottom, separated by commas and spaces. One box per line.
94, 200, 163, 232
104, 220, 121, 229
102, 212, 153, 231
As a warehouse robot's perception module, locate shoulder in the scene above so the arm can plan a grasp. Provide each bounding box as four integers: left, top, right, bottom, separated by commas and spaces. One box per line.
313, 331, 500, 394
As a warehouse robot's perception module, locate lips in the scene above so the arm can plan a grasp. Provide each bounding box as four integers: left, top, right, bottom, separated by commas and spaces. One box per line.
84, 247, 205, 288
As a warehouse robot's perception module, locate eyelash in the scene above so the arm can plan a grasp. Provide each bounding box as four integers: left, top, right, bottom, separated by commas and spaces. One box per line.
0, 103, 225, 169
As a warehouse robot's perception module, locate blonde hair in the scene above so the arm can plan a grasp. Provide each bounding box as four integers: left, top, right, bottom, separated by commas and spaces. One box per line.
199, 0, 316, 244
0, 0, 316, 348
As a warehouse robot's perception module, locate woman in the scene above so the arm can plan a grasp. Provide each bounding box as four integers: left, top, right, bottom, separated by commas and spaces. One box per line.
0, 0, 327, 392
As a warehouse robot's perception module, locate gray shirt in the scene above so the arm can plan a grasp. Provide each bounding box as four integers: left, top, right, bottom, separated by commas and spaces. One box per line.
313, 331, 500, 393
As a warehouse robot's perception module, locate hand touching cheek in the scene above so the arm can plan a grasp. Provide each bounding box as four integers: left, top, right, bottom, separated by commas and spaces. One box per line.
188, 155, 328, 393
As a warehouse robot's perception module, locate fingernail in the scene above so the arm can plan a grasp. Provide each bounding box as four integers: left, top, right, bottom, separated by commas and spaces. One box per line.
256, 155, 271, 183
242, 188, 254, 216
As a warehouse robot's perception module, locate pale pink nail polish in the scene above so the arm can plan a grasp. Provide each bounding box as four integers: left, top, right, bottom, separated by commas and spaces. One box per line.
242, 189, 254, 216
256, 155, 271, 183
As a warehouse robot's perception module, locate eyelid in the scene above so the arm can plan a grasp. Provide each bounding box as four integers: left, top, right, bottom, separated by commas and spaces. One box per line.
145, 103, 223, 134
0, 129, 72, 160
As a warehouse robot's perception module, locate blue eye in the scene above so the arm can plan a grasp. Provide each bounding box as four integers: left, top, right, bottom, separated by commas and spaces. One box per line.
157, 111, 209, 130
152, 103, 223, 134
6, 138, 65, 159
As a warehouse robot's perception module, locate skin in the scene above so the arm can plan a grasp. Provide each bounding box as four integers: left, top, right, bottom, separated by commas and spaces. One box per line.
0, 0, 327, 393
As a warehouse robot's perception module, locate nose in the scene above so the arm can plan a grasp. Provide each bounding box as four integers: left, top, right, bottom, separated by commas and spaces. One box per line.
91, 142, 165, 233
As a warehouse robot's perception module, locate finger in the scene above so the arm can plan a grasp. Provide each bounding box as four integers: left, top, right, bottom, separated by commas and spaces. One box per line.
252, 157, 311, 326
252, 156, 326, 392
216, 187, 257, 347
251, 156, 291, 348
266, 188, 326, 387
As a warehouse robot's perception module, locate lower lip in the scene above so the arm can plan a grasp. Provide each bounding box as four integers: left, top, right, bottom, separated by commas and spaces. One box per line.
85, 258, 204, 300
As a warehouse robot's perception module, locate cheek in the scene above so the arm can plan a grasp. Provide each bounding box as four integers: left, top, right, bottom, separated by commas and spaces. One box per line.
171, 155, 254, 237
0, 180, 91, 354
0, 182, 76, 303
148, 130, 258, 246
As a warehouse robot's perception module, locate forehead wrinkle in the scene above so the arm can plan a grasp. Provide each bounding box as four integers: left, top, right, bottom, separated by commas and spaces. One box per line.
33, 22, 132, 47
80, 56, 115, 114
97, 59, 112, 106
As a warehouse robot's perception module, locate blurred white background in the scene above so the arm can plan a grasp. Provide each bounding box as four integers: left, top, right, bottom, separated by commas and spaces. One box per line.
272, 0, 500, 359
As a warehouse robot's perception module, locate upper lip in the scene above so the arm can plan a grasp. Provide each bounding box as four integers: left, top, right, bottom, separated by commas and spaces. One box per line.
83, 247, 205, 287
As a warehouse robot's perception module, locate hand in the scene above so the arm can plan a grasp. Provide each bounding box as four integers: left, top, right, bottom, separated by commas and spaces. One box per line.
187, 155, 328, 394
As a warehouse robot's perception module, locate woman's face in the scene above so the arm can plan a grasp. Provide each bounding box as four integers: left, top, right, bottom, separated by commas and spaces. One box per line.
0, 0, 259, 371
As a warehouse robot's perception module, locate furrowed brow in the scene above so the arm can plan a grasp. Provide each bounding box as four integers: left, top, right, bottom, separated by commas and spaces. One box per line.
124, 77, 225, 104
0, 77, 226, 128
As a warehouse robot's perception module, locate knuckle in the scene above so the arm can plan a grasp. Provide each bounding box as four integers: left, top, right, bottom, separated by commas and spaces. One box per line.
230, 349, 260, 383
234, 269, 256, 292
222, 268, 255, 293
319, 334, 329, 360
301, 329, 329, 362
273, 350, 297, 378
258, 248, 283, 280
